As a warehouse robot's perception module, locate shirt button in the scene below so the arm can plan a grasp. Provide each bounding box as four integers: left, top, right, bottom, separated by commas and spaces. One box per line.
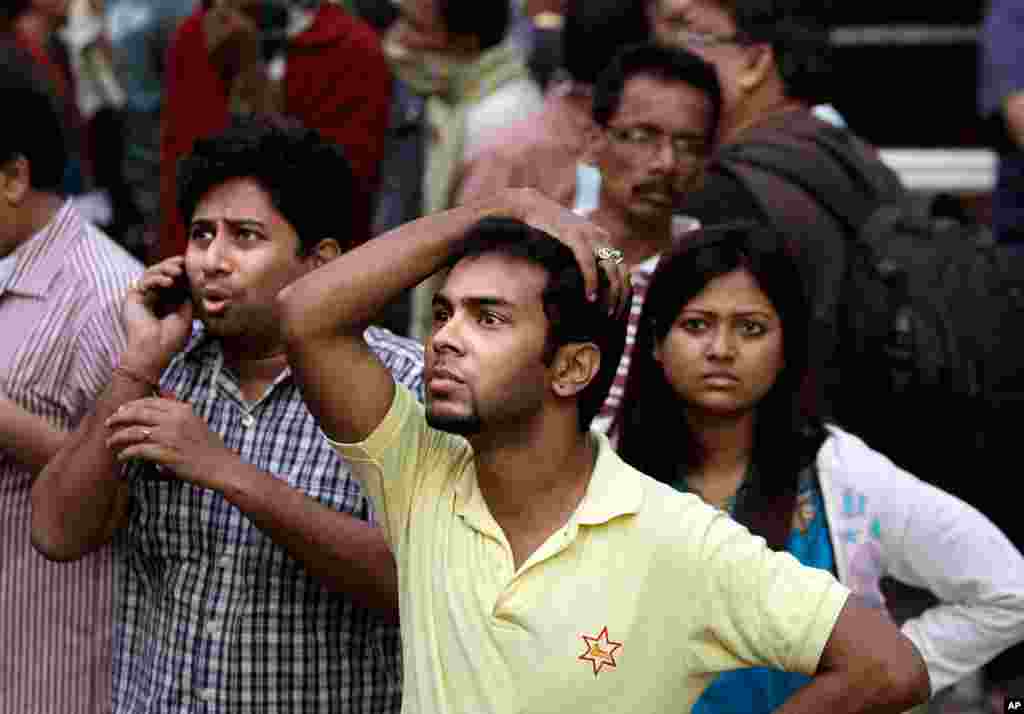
197, 687, 216, 702
205, 620, 222, 637
241, 414, 256, 428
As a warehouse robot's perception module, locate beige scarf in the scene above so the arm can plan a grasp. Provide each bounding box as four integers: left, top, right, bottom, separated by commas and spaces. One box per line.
386, 37, 531, 214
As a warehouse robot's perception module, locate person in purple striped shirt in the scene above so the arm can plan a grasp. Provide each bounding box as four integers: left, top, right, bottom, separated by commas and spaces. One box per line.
0, 53, 143, 714
32, 116, 423, 713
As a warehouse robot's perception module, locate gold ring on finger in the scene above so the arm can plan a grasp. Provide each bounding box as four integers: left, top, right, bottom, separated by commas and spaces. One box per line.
595, 246, 624, 265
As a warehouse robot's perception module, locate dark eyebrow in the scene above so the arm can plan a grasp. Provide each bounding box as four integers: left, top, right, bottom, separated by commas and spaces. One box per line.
469, 297, 515, 309
189, 217, 267, 231
432, 294, 517, 310
225, 218, 267, 231
619, 124, 708, 142
682, 308, 775, 318
671, 130, 709, 141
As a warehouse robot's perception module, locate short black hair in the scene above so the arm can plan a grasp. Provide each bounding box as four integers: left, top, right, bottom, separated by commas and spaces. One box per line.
561, 0, 650, 86
718, 0, 833, 104
592, 43, 722, 141
450, 217, 627, 432
0, 49, 68, 192
438, 0, 509, 51
176, 115, 355, 254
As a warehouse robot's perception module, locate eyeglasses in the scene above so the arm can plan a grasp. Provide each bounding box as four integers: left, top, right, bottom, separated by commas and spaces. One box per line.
660, 22, 749, 50
606, 125, 710, 162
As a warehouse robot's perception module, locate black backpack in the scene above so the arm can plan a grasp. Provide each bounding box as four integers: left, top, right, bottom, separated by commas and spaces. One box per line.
712, 113, 1024, 512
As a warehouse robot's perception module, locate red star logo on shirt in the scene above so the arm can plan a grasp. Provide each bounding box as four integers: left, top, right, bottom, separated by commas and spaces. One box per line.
578, 626, 622, 676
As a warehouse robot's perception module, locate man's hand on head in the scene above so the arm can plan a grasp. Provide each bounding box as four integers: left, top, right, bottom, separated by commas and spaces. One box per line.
121, 257, 194, 383
505, 188, 632, 318
105, 397, 236, 491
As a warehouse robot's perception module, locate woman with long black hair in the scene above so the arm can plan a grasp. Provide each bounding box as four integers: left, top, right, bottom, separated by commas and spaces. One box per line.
617, 222, 1024, 713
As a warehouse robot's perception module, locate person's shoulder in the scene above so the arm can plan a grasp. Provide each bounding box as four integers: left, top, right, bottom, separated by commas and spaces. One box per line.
363, 326, 424, 363
622, 466, 723, 542
58, 215, 142, 299
680, 166, 763, 224
478, 77, 543, 114
466, 80, 544, 157
462, 120, 551, 181
817, 424, 920, 500
309, 4, 384, 56
363, 325, 424, 392
79, 221, 144, 274
169, 4, 204, 41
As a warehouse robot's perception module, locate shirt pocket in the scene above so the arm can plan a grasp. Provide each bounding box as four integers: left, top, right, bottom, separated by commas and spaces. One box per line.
127, 464, 231, 565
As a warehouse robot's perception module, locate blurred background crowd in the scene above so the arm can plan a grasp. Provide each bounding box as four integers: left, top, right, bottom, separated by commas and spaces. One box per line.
0, 0, 1002, 271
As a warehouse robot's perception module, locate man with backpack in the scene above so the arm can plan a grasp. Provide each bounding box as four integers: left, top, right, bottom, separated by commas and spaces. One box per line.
662, 0, 1024, 485
660, 0, 1024, 703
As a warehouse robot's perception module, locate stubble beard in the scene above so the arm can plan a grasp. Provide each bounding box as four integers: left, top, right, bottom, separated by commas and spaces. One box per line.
425, 406, 483, 436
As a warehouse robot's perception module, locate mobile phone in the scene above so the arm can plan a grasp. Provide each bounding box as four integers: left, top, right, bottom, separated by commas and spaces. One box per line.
153, 271, 191, 318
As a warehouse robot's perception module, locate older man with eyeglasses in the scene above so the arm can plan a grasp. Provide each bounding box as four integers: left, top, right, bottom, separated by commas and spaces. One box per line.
580, 43, 721, 435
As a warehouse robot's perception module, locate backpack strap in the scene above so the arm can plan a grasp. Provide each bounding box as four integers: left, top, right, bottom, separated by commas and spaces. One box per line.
716, 112, 905, 234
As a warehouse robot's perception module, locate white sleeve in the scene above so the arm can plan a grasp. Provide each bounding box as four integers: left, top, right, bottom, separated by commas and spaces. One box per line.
871, 451, 1024, 692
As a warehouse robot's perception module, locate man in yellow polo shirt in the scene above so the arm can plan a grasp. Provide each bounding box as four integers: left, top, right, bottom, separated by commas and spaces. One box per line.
279, 187, 930, 714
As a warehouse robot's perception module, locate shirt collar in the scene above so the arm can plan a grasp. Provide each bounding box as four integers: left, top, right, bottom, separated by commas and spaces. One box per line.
177, 323, 294, 391
0, 252, 18, 290
576, 430, 645, 525
179, 322, 217, 361
4, 200, 78, 298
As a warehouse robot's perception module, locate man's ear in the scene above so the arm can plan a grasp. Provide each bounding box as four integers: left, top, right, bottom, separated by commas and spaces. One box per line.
307, 237, 341, 268
551, 342, 602, 398
1, 156, 31, 206
737, 42, 776, 95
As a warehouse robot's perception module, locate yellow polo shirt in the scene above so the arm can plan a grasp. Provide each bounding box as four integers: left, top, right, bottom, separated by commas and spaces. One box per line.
330, 385, 850, 714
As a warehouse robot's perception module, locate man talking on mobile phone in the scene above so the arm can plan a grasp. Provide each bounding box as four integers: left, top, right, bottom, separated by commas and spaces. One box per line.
31, 116, 422, 714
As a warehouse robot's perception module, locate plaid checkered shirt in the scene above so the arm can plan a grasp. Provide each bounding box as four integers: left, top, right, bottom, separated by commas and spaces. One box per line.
112, 325, 423, 714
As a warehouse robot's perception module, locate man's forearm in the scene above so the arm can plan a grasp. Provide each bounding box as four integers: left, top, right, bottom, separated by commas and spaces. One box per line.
776, 665, 928, 714
0, 397, 66, 475
279, 190, 524, 339
214, 461, 400, 620
1005, 92, 1024, 149
31, 372, 150, 560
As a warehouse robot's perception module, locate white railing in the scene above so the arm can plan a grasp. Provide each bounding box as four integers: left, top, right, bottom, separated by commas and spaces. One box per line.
878, 149, 996, 193
831, 25, 979, 46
